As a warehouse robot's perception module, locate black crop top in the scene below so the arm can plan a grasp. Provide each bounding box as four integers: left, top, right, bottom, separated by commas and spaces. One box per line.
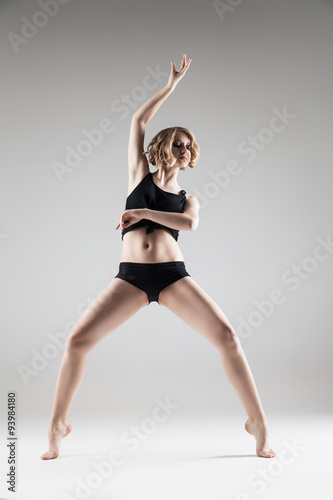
121, 172, 187, 241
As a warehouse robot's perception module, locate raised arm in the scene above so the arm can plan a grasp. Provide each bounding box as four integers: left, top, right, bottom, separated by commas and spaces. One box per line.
127, 84, 174, 192
127, 54, 192, 193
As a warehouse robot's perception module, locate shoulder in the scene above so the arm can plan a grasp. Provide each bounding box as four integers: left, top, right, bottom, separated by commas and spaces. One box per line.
184, 193, 200, 210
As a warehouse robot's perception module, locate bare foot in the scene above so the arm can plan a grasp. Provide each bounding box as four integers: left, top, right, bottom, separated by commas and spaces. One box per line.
245, 418, 276, 458
40, 422, 72, 460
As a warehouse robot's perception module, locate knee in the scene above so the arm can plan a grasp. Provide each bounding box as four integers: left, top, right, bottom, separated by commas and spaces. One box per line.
216, 325, 241, 353
65, 330, 89, 356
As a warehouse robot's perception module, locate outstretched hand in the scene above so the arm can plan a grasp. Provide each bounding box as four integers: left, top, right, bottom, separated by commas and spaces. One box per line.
168, 53, 192, 89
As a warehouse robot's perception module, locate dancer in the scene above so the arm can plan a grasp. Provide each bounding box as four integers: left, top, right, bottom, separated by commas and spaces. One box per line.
41, 53, 276, 460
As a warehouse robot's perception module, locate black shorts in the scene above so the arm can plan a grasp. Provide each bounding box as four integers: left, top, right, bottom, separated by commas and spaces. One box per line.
114, 261, 190, 305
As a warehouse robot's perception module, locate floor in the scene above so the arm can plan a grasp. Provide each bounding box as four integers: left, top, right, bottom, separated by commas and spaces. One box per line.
1, 412, 331, 500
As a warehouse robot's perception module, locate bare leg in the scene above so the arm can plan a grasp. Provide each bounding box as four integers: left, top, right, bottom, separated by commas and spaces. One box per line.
159, 276, 276, 458
40, 278, 149, 460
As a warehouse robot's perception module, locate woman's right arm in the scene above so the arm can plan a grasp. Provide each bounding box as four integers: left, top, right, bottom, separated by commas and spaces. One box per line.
133, 53, 192, 125
132, 82, 174, 126
128, 54, 192, 187
127, 83, 175, 180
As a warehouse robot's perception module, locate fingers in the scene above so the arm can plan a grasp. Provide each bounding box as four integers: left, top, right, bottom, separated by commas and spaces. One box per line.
178, 53, 192, 72
184, 53, 192, 68
169, 54, 192, 87
173, 53, 186, 72
116, 218, 131, 231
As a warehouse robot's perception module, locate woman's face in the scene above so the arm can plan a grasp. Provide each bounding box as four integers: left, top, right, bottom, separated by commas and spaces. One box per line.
170, 131, 192, 167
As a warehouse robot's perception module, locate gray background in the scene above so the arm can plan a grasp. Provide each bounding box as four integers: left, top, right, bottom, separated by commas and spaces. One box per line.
1, 0, 332, 424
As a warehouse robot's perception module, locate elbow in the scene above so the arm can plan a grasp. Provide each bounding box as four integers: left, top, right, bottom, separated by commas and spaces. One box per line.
132, 112, 147, 126
189, 217, 199, 232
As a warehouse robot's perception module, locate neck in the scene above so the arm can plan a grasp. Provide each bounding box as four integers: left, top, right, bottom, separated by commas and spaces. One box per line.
154, 166, 180, 185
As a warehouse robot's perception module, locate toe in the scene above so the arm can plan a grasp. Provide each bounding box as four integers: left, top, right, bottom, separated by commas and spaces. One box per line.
258, 448, 275, 458
40, 449, 58, 460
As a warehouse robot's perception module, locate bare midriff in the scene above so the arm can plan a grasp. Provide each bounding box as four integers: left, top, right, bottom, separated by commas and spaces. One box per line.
120, 225, 185, 263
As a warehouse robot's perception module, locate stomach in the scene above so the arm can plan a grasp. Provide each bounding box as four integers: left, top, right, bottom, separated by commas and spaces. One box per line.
120, 225, 185, 263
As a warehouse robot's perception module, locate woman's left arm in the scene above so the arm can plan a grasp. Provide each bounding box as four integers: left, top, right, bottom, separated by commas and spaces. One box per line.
115, 195, 200, 233
145, 194, 199, 231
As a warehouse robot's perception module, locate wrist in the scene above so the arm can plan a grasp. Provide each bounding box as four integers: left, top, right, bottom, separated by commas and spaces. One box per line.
165, 82, 176, 93
141, 208, 150, 217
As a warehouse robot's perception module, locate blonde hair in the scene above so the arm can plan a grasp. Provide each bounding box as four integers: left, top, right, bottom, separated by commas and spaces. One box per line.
143, 127, 200, 171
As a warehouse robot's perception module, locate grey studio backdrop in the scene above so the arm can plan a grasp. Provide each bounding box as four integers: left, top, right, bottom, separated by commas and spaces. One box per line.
1, 0, 332, 423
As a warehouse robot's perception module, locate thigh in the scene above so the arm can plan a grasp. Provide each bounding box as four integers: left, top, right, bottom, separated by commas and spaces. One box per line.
158, 276, 237, 350
68, 277, 148, 352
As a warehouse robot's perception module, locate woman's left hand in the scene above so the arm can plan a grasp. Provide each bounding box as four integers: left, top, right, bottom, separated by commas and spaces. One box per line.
167, 53, 192, 90
115, 208, 146, 232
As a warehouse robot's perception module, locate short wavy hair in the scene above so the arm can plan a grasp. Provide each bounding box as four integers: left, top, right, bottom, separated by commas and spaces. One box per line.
143, 126, 200, 171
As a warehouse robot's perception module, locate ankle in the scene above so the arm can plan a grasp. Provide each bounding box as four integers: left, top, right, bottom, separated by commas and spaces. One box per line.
247, 415, 267, 425
48, 419, 68, 431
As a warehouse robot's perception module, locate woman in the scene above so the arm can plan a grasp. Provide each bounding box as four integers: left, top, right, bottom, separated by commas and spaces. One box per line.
41, 53, 276, 460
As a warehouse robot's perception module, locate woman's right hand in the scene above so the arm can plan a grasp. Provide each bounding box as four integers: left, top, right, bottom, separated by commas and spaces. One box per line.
167, 53, 192, 89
